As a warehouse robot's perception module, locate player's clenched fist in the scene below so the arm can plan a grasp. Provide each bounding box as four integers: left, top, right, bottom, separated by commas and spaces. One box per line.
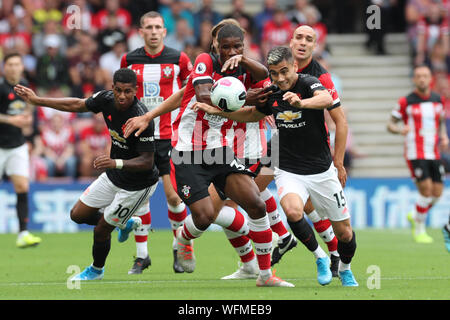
93, 155, 115, 170
282, 92, 302, 109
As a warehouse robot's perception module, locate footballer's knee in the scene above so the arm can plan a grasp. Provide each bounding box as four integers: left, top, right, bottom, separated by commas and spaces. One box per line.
11, 176, 29, 193
244, 195, 266, 219
283, 206, 304, 221
335, 225, 353, 243
193, 211, 216, 230
70, 206, 83, 224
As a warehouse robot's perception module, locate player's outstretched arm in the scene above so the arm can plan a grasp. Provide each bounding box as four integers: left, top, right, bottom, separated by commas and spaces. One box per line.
283, 89, 333, 109
192, 102, 265, 123
14, 84, 88, 113
124, 87, 186, 138
93, 152, 154, 172
222, 55, 268, 82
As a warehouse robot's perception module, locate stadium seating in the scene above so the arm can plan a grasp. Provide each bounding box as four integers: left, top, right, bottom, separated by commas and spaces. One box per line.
328, 33, 412, 177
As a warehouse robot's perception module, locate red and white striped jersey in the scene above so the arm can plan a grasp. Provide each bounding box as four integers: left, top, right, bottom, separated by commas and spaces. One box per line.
121, 46, 192, 140
232, 78, 271, 159
172, 53, 254, 151
392, 91, 445, 160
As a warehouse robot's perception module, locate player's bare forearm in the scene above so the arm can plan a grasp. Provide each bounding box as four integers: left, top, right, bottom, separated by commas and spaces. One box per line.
121, 153, 155, 172
0, 114, 10, 124
439, 115, 449, 149
193, 102, 264, 123
387, 116, 409, 135
123, 88, 186, 138
151, 86, 185, 118
0, 113, 32, 128
229, 107, 266, 123
94, 152, 154, 172
14, 84, 88, 113
286, 90, 333, 109
34, 96, 88, 113
195, 83, 214, 105
333, 123, 347, 168
329, 107, 348, 165
329, 106, 348, 185
240, 56, 269, 82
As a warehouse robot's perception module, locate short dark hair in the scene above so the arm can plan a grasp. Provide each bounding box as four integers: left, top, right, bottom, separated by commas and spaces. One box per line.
113, 68, 137, 86
3, 52, 22, 64
140, 11, 164, 27
217, 24, 244, 43
211, 19, 243, 39
267, 46, 294, 66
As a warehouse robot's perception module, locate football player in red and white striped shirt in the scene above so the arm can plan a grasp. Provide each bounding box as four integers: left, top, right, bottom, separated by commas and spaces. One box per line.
172, 24, 293, 287
388, 65, 449, 243
124, 23, 294, 288
220, 77, 297, 280
120, 11, 193, 274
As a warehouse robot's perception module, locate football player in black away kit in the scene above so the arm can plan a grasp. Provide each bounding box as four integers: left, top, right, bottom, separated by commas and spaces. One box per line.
0, 52, 41, 248
194, 46, 359, 287
263, 25, 345, 275
14, 68, 159, 280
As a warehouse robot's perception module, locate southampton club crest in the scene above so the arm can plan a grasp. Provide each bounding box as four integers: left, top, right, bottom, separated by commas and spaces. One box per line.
181, 185, 191, 199
162, 66, 173, 78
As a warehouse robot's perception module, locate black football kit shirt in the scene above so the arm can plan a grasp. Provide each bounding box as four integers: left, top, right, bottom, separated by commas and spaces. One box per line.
0, 78, 29, 148
85, 90, 159, 191
256, 73, 333, 175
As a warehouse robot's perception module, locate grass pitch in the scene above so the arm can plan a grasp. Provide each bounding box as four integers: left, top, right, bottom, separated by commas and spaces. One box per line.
0, 228, 449, 300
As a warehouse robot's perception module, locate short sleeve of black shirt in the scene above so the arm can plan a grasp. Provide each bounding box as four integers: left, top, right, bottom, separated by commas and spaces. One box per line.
85, 90, 111, 113
0, 78, 29, 148
135, 122, 156, 154
298, 74, 327, 103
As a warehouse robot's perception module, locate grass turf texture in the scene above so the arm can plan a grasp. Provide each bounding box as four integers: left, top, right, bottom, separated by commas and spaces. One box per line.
0, 229, 449, 300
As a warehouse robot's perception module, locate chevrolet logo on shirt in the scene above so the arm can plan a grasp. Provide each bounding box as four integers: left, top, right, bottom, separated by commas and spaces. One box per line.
109, 129, 127, 143
276, 110, 302, 122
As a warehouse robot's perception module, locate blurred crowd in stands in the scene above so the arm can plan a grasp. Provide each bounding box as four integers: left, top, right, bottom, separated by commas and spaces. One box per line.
0, 0, 448, 181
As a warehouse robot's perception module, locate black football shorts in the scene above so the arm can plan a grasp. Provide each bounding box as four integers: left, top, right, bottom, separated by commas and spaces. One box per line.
407, 159, 445, 183
171, 147, 256, 205
214, 158, 262, 201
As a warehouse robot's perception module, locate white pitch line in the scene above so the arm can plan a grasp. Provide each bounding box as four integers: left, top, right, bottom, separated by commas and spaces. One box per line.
1, 276, 449, 287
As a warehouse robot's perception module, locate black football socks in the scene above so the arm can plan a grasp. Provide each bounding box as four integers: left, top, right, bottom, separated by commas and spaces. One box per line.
288, 216, 319, 252
337, 231, 357, 264
16, 192, 29, 232
92, 237, 111, 269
